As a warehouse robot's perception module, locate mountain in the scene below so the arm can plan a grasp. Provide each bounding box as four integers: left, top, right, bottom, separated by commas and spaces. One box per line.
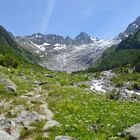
117, 28, 140, 50
118, 16, 140, 40
73, 32, 96, 45
0, 25, 38, 68
91, 28, 140, 72
16, 32, 118, 72
65, 36, 73, 45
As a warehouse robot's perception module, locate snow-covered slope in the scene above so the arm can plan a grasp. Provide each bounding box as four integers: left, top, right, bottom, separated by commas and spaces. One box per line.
16, 33, 119, 72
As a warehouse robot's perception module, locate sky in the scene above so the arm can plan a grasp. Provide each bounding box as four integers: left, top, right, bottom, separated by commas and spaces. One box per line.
0, 0, 140, 39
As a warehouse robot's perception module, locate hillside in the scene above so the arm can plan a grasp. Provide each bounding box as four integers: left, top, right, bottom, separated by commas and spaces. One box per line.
118, 16, 140, 40
0, 25, 38, 67
90, 29, 140, 72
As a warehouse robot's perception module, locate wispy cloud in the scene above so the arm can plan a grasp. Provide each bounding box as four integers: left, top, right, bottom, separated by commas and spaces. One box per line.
83, 5, 94, 19
40, 0, 56, 33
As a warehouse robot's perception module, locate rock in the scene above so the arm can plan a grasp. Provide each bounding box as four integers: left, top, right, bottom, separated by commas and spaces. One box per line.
0, 119, 12, 129
125, 122, 140, 140
33, 81, 47, 85
25, 92, 35, 97
0, 76, 17, 93
33, 81, 40, 85
119, 131, 126, 138
0, 76, 17, 87
55, 136, 75, 140
89, 124, 98, 132
40, 103, 60, 130
43, 120, 59, 130
44, 74, 54, 78
0, 130, 15, 140
15, 105, 25, 112
5, 86, 17, 93
16, 111, 45, 126
43, 132, 49, 138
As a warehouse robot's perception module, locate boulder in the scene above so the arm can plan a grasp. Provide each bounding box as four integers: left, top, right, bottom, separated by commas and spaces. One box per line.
43, 120, 59, 130
0, 130, 15, 140
0, 76, 17, 93
0, 77, 17, 88
55, 136, 75, 140
5, 86, 17, 93
16, 111, 45, 126
125, 122, 140, 140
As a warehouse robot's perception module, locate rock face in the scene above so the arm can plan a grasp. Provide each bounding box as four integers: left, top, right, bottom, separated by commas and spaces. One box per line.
30, 33, 66, 45
73, 32, 95, 45
118, 16, 140, 40
125, 123, 140, 140
23, 32, 95, 46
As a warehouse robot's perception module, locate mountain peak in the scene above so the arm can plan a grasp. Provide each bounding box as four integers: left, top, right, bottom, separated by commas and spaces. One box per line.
136, 16, 140, 23
118, 16, 140, 40
74, 32, 94, 45
77, 32, 91, 39
32, 33, 44, 38
65, 36, 73, 45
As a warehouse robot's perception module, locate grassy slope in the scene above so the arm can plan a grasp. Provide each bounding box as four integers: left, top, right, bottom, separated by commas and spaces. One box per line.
48, 81, 140, 139
0, 63, 140, 139
0, 25, 38, 66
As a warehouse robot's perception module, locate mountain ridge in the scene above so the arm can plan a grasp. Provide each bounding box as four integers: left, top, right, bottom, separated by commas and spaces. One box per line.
16, 31, 118, 72
118, 16, 140, 40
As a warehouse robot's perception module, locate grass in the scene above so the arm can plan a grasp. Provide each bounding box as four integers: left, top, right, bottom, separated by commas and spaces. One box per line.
0, 64, 140, 139
47, 86, 140, 139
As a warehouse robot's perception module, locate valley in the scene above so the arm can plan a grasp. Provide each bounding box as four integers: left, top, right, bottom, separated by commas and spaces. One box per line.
0, 16, 140, 140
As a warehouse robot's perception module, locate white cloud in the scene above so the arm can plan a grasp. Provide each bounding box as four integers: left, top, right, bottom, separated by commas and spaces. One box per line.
40, 0, 56, 33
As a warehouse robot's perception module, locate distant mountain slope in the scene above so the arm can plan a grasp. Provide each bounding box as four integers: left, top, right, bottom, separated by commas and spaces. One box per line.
91, 29, 140, 72
118, 16, 140, 40
16, 32, 118, 72
0, 25, 38, 67
117, 29, 140, 50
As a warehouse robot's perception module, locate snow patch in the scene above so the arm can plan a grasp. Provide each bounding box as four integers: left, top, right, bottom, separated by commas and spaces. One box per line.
54, 44, 66, 50
133, 23, 139, 29
90, 37, 98, 42
40, 55, 44, 58
36, 50, 40, 53
31, 42, 50, 51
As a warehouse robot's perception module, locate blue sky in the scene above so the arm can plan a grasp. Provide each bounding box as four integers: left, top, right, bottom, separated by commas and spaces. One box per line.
0, 0, 139, 39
